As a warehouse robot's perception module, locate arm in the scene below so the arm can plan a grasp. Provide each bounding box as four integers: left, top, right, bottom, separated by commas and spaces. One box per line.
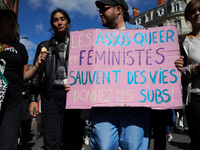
29, 42, 49, 117
174, 56, 200, 78
22, 50, 49, 82
182, 63, 200, 78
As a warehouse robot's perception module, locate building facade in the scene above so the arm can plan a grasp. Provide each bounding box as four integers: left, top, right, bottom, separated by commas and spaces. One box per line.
130, 0, 192, 36
0, 0, 19, 15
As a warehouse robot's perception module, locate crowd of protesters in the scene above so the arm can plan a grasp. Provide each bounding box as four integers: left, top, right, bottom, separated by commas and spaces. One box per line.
0, 0, 199, 150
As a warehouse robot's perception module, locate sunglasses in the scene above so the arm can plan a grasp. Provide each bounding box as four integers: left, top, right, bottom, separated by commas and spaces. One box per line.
188, 7, 200, 14
98, 6, 114, 13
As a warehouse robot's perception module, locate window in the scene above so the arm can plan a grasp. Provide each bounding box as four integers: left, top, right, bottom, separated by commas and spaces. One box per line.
135, 18, 141, 25
174, 3, 179, 12
147, 13, 151, 21
157, 8, 165, 17
176, 20, 181, 33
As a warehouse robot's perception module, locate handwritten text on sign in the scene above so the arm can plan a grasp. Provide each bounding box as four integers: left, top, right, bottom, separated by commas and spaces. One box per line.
66, 26, 182, 109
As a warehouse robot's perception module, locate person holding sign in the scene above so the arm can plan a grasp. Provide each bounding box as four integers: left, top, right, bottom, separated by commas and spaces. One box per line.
174, 0, 200, 149
89, 0, 150, 150
0, 9, 49, 150
29, 8, 85, 150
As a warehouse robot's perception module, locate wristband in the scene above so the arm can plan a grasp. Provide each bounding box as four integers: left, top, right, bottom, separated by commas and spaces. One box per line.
34, 63, 39, 69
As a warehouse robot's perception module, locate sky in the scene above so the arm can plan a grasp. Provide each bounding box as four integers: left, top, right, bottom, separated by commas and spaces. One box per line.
18, 0, 166, 64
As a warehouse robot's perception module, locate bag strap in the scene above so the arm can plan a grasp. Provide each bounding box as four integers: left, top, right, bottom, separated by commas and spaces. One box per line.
0, 44, 8, 74
0, 44, 8, 53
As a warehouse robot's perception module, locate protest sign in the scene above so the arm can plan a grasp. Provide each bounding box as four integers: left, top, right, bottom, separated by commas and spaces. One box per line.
66, 26, 182, 109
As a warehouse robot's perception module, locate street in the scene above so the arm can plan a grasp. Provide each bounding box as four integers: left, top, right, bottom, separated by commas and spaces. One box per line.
25, 122, 190, 150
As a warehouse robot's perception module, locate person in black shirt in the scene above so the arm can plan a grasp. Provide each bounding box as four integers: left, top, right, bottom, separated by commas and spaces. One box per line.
0, 9, 49, 150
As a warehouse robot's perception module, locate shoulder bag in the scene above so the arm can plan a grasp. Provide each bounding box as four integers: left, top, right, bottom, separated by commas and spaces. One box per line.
0, 44, 9, 110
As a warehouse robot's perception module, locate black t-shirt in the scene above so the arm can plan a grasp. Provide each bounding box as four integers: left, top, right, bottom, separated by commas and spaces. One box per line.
0, 42, 28, 94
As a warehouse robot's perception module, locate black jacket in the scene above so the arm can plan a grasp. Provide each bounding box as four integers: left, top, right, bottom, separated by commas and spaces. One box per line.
30, 37, 69, 102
